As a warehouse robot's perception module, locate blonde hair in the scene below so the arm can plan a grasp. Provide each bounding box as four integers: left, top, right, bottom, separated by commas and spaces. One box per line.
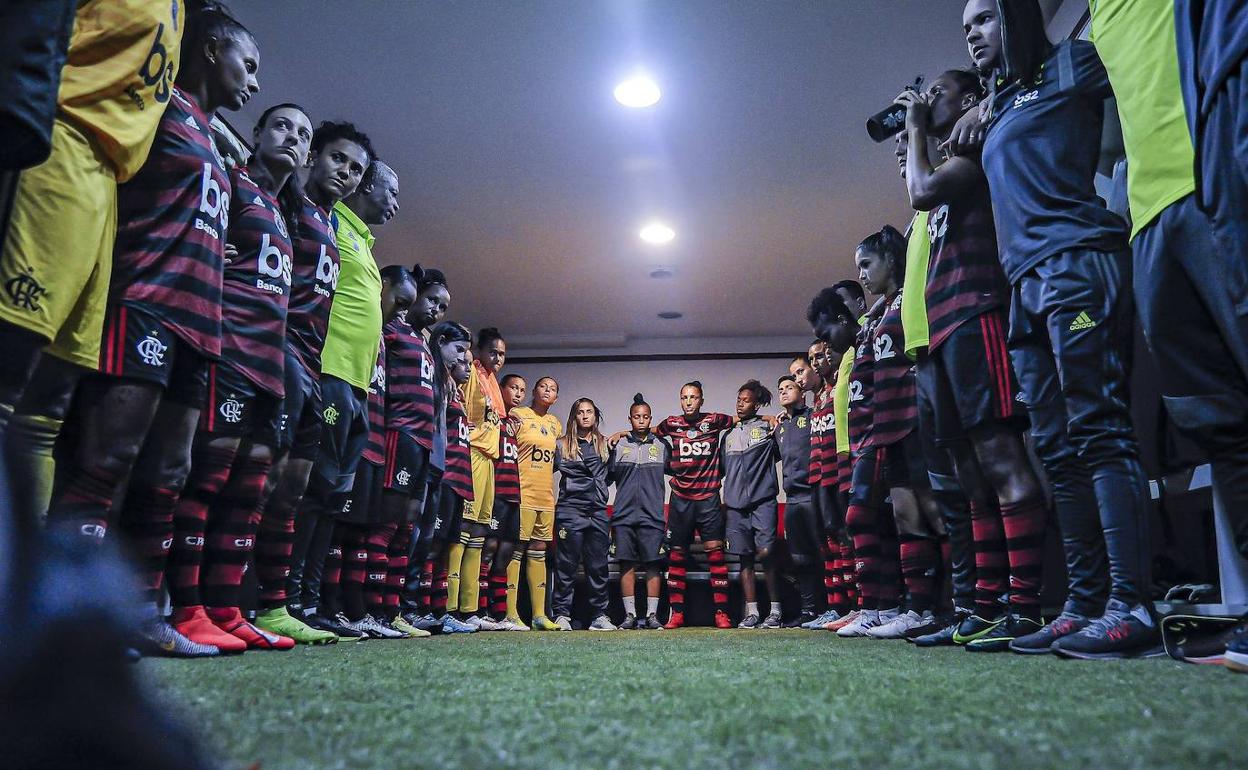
561, 397, 609, 461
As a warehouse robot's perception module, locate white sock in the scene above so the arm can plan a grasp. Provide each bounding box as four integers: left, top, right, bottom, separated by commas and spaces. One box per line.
623, 596, 636, 615
746, 601, 758, 616
647, 597, 659, 615
767, 604, 780, 617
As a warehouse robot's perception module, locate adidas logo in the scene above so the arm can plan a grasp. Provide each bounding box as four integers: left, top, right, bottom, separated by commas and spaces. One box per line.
184, 115, 199, 130
1069, 311, 1097, 331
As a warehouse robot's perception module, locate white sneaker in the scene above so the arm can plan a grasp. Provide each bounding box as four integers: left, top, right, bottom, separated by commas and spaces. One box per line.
802, 609, 837, 629
865, 609, 932, 639
466, 615, 506, 632
589, 615, 617, 631
554, 616, 573, 631
836, 609, 880, 637
499, 617, 531, 631
359, 614, 406, 639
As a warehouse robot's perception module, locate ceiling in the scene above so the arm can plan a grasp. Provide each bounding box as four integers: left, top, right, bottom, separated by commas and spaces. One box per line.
228, 0, 980, 347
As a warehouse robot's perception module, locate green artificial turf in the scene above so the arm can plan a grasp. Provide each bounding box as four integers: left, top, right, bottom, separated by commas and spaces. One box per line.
145, 630, 1246, 770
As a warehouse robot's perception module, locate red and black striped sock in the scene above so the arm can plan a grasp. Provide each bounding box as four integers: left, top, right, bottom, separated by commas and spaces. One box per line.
384, 523, 413, 617
489, 570, 508, 619
878, 528, 902, 610
202, 454, 270, 610
166, 444, 237, 608
337, 524, 367, 621
707, 546, 730, 612
125, 485, 180, 606
49, 465, 119, 541
365, 522, 397, 617
839, 541, 858, 608
822, 538, 842, 611
1000, 495, 1046, 618
970, 499, 1009, 617
418, 558, 436, 616
666, 548, 687, 615
478, 560, 491, 613
845, 504, 881, 610
255, 492, 299, 610
431, 563, 450, 617
899, 533, 939, 613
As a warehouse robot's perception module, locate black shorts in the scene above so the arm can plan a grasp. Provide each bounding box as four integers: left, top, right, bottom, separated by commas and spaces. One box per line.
879, 431, 927, 488
339, 460, 383, 525
199, 361, 281, 445
782, 496, 823, 563
919, 311, 1028, 445
383, 429, 430, 503
489, 497, 521, 544
848, 447, 887, 508
429, 482, 464, 550
665, 494, 724, 548
725, 500, 778, 557
278, 349, 322, 461
309, 374, 369, 504
100, 302, 207, 407
611, 522, 666, 564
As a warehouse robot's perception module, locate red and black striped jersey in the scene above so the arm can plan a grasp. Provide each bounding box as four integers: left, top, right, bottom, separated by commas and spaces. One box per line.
383, 317, 437, 449
285, 196, 339, 380
444, 395, 474, 501
112, 87, 228, 358
219, 166, 291, 397
925, 175, 1009, 352
809, 388, 832, 487
494, 418, 521, 503
817, 384, 839, 488
871, 291, 917, 446
654, 412, 733, 501
363, 341, 386, 465
848, 320, 878, 453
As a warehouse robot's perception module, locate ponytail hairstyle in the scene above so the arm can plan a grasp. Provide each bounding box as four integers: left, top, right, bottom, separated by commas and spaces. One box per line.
682, 380, 704, 395
428, 320, 472, 419
561, 397, 609, 461
857, 225, 908, 286
737, 379, 773, 408
631, 392, 649, 412
252, 102, 311, 240
413, 263, 448, 294
997, 0, 1051, 86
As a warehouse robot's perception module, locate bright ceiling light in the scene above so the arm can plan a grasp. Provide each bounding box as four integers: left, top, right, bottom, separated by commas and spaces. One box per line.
639, 221, 675, 244
614, 76, 661, 108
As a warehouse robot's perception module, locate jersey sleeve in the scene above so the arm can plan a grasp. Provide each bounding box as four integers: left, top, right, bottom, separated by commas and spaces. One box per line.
1069, 40, 1113, 100
652, 418, 672, 438
713, 413, 734, 431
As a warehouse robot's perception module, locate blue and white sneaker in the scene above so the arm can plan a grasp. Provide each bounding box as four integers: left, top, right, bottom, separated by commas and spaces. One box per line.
439, 614, 478, 634
803, 609, 838, 629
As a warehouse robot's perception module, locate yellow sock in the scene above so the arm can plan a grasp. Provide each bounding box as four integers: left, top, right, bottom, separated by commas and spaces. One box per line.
525, 549, 548, 619
458, 536, 485, 613
5, 413, 62, 528
446, 534, 468, 612
506, 551, 523, 619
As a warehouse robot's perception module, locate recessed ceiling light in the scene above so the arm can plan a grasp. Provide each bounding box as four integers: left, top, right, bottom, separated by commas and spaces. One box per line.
639, 222, 675, 244
648, 267, 674, 279
658, 311, 683, 320
614, 76, 661, 108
